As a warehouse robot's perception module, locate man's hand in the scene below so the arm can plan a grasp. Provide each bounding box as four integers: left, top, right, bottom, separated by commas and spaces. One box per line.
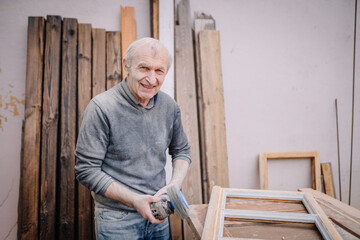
104, 182, 164, 224
132, 194, 164, 224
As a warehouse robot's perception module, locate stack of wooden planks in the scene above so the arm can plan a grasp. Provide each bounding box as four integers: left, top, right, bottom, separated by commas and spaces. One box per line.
19, 10, 136, 240
172, 0, 230, 239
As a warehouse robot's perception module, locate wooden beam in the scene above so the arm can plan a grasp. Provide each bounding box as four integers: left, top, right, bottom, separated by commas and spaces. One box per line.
175, 0, 203, 239
39, 15, 61, 240
321, 163, 336, 198
151, 0, 159, 39
92, 28, 106, 96
193, 13, 216, 204
121, 6, 137, 78
77, 23, 93, 240
259, 151, 321, 191
18, 16, 45, 240
202, 186, 223, 239
59, 18, 78, 240
106, 31, 122, 89
199, 30, 230, 198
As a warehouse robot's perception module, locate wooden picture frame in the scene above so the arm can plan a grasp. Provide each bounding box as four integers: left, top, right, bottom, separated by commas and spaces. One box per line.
202, 186, 342, 240
259, 151, 321, 191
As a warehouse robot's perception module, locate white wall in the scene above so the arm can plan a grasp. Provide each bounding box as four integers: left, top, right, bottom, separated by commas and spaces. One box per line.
1, 0, 360, 239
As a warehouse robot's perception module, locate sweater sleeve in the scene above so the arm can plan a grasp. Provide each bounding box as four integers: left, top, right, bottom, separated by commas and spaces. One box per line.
168, 104, 192, 164
74, 100, 114, 195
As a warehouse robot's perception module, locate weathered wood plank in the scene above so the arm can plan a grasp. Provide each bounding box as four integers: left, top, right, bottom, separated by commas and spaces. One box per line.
321, 163, 336, 198
92, 28, 106, 96
39, 15, 61, 240
121, 6, 137, 77
77, 23, 93, 240
175, 0, 203, 239
193, 13, 216, 204
106, 31, 122, 89
199, 30, 229, 198
59, 18, 78, 240
18, 16, 45, 240
202, 186, 223, 239
151, 0, 159, 39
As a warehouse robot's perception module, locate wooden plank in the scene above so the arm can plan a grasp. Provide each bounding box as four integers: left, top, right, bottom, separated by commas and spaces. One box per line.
106, 31, 122, 89
151, 0, 159, 39
120, 6, 137, 77
170, 213, 183, 240
39, 15, 61, 240
199, 30, 230, 198
175, 0, 203, 239
77, 23, 93, 240
202, 186, 223, 239
300, 188, 360, 238
59, 18, 78, 240
193, 13, 216, 204
92, 28, 106, 96
321, 163, 336, 198
258, 152, 268, 190
266, 151, 319, 159
18, 16, 45, 240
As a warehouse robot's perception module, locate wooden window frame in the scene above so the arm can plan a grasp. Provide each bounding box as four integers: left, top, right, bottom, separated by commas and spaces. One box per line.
259, 151, 321, 191
202, 186, 342, 240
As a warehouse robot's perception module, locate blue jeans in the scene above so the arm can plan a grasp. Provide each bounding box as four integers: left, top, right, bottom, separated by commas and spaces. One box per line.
95, 203, 171, 240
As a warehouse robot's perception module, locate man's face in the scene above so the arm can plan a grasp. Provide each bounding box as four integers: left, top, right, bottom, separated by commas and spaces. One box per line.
125, 45, 168, 106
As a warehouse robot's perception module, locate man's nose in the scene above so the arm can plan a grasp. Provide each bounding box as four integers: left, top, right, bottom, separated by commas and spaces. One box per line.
147, 70, 156, 85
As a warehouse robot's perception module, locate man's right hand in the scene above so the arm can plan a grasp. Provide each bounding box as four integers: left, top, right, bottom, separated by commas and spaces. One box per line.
132, 194, 164, 224
104, 182, 165, 224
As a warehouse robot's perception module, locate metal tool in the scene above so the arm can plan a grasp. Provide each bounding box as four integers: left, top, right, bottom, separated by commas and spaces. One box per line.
150, 185, 191, 220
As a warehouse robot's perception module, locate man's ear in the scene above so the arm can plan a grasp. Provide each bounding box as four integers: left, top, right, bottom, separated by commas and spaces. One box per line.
123, 59, 129, 74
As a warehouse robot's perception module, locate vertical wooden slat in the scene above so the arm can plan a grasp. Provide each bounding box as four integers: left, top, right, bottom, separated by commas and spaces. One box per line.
193, 14, 216, 204
77, 23, 93, 240
151, 0, 159, 39
92, 28, 106, 96
59, 18, 78, 240
121, 6, 137, 77
18, 16, 45, 240
175, 0, 203, 239
39, 15, 62, 240
321, 163, 336, 198
199, 30, 229, 198
106, 31, 122, 89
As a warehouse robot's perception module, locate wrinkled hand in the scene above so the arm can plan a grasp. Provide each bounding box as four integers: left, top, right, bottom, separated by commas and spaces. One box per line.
132, 194, 164, 224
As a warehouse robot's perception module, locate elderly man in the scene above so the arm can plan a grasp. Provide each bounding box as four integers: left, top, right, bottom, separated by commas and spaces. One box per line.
75, 37, 191, 240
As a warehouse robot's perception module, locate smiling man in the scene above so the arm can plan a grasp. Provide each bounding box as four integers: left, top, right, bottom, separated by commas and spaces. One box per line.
75, 38, 191, 240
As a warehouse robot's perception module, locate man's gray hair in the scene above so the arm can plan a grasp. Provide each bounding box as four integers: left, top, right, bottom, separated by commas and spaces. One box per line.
124, 37, 172, 71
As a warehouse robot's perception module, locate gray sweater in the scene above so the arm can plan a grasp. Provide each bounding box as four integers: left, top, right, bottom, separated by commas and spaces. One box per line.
75, 79, 191, 211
